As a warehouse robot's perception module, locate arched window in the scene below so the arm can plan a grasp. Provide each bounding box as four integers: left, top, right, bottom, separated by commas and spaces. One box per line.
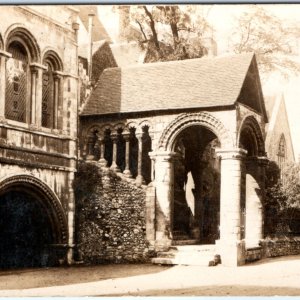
42, 53, 62, 129
5, 41, 29, 122
277, 134, 286, 171
42, 61, 55, 128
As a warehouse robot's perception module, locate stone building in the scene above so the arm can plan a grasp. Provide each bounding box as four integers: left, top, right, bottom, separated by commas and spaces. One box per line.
265, 93, 295, 169
79, 53, 268, 266
0, 6, 79, 268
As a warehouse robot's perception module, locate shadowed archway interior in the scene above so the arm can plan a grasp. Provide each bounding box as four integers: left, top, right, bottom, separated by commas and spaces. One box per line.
0, 188, 61, 269
173, 125, 221, 244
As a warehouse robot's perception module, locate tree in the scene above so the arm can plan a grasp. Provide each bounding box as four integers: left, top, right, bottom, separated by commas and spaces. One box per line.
230, 5, 300, 78
265, 161, 300, 235
126, 5, 214, 63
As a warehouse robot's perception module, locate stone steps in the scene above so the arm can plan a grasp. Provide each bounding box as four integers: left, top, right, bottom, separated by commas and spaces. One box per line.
152, 244, 221, 266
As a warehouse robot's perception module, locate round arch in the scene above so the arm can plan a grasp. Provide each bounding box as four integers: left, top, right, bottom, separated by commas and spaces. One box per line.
42, 49, 63, 71
5, 26, 40, 62
158, 112, 233, 151
238, 115, 265, 156
0, 174, 68, 244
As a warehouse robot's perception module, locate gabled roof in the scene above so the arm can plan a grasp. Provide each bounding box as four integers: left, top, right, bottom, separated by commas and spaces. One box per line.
81, 53, 267, 119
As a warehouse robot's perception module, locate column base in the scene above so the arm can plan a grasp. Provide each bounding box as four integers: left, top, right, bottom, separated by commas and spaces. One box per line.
98, 158, 107, 167
86, 155, 95, 161
123, 169, 132, 178
215, 239, 246, 267
135, 174, 145, 186
110, 162, 121, 172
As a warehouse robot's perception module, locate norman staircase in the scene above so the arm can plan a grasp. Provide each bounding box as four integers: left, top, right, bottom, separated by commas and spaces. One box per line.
152, 244, 220, 266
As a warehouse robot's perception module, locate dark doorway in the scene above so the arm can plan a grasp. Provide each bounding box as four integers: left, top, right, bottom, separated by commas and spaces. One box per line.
0, 190, 55, 269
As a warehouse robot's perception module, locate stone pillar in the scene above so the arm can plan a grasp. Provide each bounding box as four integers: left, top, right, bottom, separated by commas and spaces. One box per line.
136, 134, 144, 185
67, 171, 75, 264
244, 157, 268, 248
53, 71, 64, 131
150, 151, 176, 251
30, 63, 47, 128
110, 134, 120, 172
215, 148, 247, 266
30, 66, 37, 126
0, 50, 12, 122
98, 135, 107, 167
123, 133, 132, 178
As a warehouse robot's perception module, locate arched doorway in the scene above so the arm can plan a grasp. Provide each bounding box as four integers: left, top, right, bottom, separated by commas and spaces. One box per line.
239, 116, 265, 248
172, 125, 221, 244
0, 175, 68, 269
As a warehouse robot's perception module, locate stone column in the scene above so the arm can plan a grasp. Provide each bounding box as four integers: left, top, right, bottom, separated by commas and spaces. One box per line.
150, 151, 177, 251
53, 71, 64, 131
0, 50, 12, 122
98, 135, 107, 167
123, 132, 132, 178
244, 157, 268, 247
30, 66, 37, 126
110, 134, 120, 172
135, 134, 144, 185
30, 63, 47, 128
215, 148, 247, 266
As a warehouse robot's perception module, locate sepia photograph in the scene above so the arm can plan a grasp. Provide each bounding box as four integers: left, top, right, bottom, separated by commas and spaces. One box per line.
0, 2, 300, 296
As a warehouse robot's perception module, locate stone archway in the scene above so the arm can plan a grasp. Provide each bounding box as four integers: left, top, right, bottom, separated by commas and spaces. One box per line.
159, 112, 233, 151
238, 116, 266, 249
151, 112, 232, 250
0, 174, 68, 268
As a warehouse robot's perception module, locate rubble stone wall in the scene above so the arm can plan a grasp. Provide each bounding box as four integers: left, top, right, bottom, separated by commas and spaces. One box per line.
75, 162, 153, 264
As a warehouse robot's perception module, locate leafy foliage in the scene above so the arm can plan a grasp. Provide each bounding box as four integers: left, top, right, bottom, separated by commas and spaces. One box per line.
230, 6, 300, 78
126, 5, 214, 62
265, 161, 300, 236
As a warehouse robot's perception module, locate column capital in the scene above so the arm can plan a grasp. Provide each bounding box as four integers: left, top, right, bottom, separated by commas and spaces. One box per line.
30, 62, 48, 71
149, 151, 179, 162
0, 50, 12, 59
215, 148, 247, 160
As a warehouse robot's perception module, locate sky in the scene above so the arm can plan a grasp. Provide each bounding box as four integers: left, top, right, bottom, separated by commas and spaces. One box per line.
93, 4, 300, 160
208, 4, 300, 161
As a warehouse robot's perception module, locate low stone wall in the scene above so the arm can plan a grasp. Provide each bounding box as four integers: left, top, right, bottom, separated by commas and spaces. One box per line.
74, 162, 153, 264
261, 237, 300, 258
246, 237, 300, 263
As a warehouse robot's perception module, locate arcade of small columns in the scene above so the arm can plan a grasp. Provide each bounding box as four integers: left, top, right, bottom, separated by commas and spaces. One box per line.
83, 123, 153, 185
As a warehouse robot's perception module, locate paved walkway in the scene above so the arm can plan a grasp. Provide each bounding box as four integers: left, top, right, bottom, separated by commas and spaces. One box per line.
0, 256, 300, 296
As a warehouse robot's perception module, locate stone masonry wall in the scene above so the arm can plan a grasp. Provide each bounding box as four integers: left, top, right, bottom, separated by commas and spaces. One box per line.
74, 161, 153, 264
246, 237, 300, 263
261, 237, 300, 258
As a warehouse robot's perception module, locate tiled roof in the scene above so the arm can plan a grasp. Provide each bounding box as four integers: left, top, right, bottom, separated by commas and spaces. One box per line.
81, 53, 255, 116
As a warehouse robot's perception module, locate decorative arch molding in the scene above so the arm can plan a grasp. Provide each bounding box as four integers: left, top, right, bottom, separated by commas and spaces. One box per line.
158, 112, 234, 151
0, 174, 68, 244
5, 25, 41, 61
42, 49, 63, 71
0, 33, 4, 50
238, 115, 265, 156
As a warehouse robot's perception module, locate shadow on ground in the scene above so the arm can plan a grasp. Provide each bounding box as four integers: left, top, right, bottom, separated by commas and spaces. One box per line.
0, 264, 171, 290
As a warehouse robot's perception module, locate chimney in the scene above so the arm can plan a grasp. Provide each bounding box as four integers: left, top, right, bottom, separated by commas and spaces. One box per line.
87, 13, 95, 80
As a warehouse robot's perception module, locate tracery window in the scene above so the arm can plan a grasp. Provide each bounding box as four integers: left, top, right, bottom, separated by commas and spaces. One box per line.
5, 42, 28, 122
277, 134, 286, 171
